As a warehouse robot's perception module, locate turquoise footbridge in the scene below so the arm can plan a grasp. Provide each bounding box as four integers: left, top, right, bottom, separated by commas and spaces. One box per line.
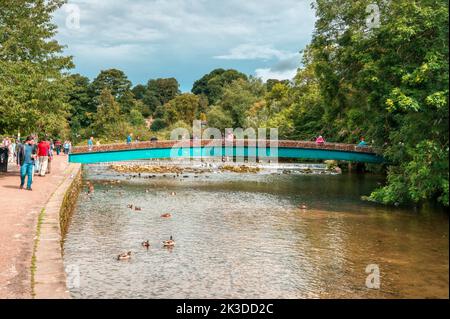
69, 140, 384, 164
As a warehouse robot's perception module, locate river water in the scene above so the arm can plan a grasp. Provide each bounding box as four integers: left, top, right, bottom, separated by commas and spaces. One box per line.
63, 164, 449, 299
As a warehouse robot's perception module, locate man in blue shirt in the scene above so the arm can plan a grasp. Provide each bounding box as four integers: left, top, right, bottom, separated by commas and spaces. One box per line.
357, 137, 368, 148
17, 136, 37, 191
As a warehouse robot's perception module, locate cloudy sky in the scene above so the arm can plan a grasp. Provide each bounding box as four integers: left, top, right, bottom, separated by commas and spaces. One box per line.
53, 0, 316, 92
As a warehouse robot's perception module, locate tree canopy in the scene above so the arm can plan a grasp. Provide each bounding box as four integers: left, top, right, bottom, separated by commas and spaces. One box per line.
0, 0, 73, 137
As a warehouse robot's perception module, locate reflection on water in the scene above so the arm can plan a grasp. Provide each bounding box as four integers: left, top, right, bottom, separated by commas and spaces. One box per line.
64, 165, 449, 299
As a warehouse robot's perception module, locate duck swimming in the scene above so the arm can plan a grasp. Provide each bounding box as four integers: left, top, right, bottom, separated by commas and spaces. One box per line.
141, 240, 150, 248
127, 204, 133, 209
163, 236, 175, 247
300, 204, 308, 210
161, 213, 172, 218
117, 251, 132, 260
134, 206, 142, 211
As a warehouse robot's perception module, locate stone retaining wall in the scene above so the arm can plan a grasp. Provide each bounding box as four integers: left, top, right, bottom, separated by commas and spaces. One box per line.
32, 163, 81, 299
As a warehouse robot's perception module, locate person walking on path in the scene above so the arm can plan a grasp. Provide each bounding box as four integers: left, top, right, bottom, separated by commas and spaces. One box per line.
7, 138, 15, 164
63, 140, 70, 155
47, 140, 54, 174
17, 136, 37, 191
54, 139, 62, 155
37, 137, 50, 176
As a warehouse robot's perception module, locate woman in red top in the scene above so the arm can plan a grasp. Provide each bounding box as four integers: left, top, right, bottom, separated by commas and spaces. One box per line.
37, 138, 50, 176
315, 135, 325, 145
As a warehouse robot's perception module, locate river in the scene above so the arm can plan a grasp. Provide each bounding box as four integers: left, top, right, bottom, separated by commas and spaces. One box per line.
63, 164, 449, 299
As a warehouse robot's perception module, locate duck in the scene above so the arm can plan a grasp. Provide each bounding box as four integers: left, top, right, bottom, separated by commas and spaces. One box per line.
161, 213, 172, 218
299, 204, 308, 210
163, 236, 175, 247
134, 206, 142, 211
117, 251, 132, 260
127, 204, 134, 209
170, 192, 176, 196
141, 240, 150, 248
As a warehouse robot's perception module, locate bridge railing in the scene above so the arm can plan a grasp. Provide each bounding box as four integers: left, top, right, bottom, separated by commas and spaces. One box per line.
71, 139, 377, 155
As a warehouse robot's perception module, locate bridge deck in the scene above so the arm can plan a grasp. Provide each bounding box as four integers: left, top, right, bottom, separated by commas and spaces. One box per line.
69, 140, 384, 164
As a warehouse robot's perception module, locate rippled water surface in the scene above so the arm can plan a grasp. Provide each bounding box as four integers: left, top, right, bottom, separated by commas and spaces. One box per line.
64, 165, 449, 299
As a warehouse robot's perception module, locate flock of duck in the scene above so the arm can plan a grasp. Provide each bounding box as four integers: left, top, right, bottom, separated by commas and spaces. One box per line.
86, 181, 178, 261
87, 179, 309, 262
117, 236, 175, 261
116, 191, 178, 261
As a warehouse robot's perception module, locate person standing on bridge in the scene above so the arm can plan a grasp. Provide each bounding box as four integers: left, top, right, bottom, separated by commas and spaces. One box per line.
357, 137, 368, 148
88, 136, 94, 151
315, 135, 325, 145
17, 136, 37, 191
127, 133, 133, 145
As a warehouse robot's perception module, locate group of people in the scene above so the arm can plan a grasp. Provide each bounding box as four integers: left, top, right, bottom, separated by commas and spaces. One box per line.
1, 138, 17, 164
87, 133, 139, 151
2, 135, 72, 191
314, 135, 368, 148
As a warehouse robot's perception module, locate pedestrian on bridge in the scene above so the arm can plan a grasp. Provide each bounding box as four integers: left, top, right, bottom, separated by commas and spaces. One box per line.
127, 133, 133, 145
88, 137, 94, 151
357, 137, 368, 148
315, 135, 325, 145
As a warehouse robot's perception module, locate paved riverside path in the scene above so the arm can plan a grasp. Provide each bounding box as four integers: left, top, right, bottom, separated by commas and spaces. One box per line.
0, 155, 71, 298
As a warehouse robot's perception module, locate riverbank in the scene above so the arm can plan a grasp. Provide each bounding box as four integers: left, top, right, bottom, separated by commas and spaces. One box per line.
0, 155, 80, 299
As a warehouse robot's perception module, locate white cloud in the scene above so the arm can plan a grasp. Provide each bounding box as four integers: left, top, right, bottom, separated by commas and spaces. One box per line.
255, 67, 298, 82
52, 0, 314, 87
214, 44, 298, 61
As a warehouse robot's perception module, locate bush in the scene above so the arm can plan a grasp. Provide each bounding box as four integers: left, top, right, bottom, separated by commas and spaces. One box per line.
150, 118, 167, 131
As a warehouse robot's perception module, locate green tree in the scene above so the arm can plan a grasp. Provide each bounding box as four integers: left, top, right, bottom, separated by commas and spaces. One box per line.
164, 93, 201, 124
91, 89, 124, 138
0, 0, 73, 137
307, 0, 449, 206
218, 78, 263, 128
143, 78, 180, 114
206, 106, 234, 131
150, 118, 167, 131
90, 69, 132, 100
129, 108, 146, 127
67, 74, 94, 134
192, 68, 248, 105
131, 84, 147, 100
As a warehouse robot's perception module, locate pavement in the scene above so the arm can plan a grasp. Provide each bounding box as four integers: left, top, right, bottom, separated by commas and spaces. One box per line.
0, 155, 70, 299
